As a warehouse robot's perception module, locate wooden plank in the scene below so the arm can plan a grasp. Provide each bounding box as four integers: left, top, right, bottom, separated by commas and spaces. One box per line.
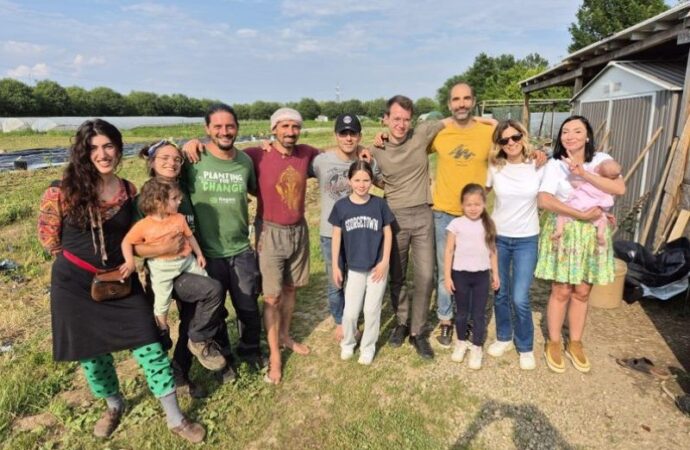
654, 103, 690, 246
599, 129, 611, 152
668, 209, 690, 242
623, 127, 663, 184
655, 209, 679, 253
640, 137, 679, 245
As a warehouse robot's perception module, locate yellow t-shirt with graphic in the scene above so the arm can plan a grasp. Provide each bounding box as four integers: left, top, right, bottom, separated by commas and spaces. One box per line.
431, 121, 494, 216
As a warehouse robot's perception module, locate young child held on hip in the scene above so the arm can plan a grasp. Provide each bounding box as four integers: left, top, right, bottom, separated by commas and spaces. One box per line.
444, 184, 500, 370
552, 159, 621, 247
122, 178, 225, 371
329, 161, 394, 365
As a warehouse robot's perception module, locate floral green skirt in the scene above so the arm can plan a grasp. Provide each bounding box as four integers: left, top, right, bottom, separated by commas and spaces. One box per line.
534, 212, 614, 285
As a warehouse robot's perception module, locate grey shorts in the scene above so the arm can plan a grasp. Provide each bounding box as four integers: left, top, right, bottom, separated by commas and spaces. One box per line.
256, 220, 310, 297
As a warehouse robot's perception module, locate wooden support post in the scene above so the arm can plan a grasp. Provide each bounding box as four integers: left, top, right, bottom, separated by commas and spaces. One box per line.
522, 94, 530, 129
573, 76, 584, 97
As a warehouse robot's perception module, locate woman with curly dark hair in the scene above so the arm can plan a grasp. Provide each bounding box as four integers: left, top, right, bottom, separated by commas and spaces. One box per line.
37, 119, 205, 443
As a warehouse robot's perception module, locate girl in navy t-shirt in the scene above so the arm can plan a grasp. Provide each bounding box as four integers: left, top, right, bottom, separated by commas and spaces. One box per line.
329, 161, 394, 365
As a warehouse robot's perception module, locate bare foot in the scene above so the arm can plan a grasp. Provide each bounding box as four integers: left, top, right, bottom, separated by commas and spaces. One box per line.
280, 338, 311, 355
334, 325, 343, 343
265, 356, 282, 384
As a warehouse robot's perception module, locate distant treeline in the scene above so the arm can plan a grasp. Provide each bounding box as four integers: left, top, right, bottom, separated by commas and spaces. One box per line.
0, 78, 440, 120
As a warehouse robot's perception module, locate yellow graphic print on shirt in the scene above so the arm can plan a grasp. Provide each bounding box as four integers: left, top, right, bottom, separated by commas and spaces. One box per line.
276, 165, 302, 211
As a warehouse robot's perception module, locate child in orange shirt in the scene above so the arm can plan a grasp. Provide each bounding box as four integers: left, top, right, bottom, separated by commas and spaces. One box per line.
122, 178, 225, 371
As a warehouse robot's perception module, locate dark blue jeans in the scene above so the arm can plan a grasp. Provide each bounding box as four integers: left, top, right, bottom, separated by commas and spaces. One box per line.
452, 270, 490, 346
319, 236, 345, 325
494, 235, 538, 352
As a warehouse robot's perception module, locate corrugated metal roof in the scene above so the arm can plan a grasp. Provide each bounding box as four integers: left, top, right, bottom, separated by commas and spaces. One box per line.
615, 61, 685, 90
571, 61, 685, 101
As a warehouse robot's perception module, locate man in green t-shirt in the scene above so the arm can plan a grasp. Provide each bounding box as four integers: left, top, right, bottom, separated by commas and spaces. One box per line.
180, 103, 262, 379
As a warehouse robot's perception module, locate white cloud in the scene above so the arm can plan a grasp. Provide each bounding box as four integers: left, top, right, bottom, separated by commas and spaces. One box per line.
73, 54, 106, 68
7, 63, 49, 79
281, 0, 393, 17
2, 40, 45, 54
121, 2, 184, 19
236, 28, 258, 38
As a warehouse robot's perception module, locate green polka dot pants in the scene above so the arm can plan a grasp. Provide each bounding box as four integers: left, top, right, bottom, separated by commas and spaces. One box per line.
79, 342, 175, 399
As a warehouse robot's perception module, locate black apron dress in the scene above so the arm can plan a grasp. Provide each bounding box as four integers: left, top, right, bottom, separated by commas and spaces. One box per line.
50, 181, 158, 361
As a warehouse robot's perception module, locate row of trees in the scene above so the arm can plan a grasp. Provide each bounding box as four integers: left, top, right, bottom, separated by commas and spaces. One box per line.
0, 79, 223, 117
0, 78, 440, 119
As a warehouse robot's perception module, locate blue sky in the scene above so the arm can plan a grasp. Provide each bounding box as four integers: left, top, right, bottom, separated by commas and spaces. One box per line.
1, 0, 586, 104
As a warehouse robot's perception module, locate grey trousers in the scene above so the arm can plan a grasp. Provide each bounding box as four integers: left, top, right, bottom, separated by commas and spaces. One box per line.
341, 269, 388, 359
389, 204, 435, 335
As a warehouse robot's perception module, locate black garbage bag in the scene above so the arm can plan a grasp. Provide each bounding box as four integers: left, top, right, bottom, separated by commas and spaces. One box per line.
613, 237, 690, 302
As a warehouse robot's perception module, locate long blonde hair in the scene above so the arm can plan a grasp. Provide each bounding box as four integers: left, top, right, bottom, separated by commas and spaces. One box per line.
490, 119, 533, 169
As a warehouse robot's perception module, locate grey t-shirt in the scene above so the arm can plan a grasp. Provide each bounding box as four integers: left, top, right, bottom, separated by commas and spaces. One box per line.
313, 150, 356, 237
371, 120, 444, 210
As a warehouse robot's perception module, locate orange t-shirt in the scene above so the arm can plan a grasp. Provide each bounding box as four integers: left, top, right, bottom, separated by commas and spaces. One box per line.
123, 213, 193, 259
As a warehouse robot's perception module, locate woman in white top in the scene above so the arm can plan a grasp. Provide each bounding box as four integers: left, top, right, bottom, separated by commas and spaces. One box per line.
535, 115, 625, 374
485, 120, 544, 370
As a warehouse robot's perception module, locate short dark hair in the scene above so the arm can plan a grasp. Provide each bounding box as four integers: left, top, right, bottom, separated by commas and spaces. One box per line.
205, 103, 239, 127
347, 160, 374, 180
385, 95, 414, 116
138, 178, 180, 216
552, 115, 596, 163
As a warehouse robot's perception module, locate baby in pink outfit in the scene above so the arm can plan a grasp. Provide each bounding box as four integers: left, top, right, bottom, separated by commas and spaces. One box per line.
553, 159, 622, 247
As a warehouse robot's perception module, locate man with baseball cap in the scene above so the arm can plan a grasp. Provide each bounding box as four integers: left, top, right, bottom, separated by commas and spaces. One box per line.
312, 113, 364, 341
244, 107, 319, 384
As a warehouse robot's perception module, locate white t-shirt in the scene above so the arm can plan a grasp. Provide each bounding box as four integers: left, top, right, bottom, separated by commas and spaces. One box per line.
539, 152, 613, 202
486, 162, 544, 238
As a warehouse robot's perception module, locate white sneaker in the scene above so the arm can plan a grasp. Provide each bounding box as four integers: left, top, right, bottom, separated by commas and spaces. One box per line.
358, 352, 374, 365
340, 347, 354, 361
451, 340, 469, 362
468, 345, 483, 370
487, 340, 514, 357
519, 351, 536, 370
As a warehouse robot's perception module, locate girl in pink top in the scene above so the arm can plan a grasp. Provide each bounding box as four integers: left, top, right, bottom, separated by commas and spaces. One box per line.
444, 183, 499, 370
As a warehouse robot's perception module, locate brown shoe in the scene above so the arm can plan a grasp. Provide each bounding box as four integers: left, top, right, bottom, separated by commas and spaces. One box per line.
170, 417, 206, 444
187, 339, 227, 371
544, 340, 566, 374
565, 340, 591, 373
93, 407, 123, 438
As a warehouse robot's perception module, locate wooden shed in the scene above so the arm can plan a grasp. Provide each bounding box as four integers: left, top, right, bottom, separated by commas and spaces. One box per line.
573, 61, 684, 240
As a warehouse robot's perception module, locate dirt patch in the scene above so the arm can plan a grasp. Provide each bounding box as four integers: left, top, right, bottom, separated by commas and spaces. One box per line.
58, 389, 92, 408
14, 412, 59, 431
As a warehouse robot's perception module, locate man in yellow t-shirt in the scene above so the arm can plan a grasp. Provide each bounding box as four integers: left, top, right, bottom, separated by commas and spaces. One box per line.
431, 83, 495, 348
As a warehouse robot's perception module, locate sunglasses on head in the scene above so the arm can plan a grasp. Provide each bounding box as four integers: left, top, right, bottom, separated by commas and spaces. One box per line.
497, 133, 523, 146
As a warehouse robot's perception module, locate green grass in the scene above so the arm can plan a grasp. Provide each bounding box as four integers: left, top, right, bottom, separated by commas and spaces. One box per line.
0, 127, 484, 450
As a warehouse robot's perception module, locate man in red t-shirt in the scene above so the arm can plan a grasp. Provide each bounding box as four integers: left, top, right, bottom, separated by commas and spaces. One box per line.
244, 108, 319, 384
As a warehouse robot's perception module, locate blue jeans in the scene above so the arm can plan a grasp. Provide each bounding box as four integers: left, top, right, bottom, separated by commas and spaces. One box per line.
434, 211, 457, 321
320, 236, 345, 325
494, 235, 538, 352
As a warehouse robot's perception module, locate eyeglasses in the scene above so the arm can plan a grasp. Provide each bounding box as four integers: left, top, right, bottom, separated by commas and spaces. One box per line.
155, 155, 183, 165
497, 133, 523, 146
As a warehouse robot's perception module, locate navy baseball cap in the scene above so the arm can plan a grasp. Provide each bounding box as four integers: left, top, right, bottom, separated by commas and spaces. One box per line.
334, 113, 362, 134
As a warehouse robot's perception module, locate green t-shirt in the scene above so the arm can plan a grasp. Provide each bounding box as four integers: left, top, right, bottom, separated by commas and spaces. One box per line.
181, 149, 256, 258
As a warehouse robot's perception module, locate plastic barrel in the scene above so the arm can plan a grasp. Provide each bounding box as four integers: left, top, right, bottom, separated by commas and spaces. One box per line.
590, 258, 628, 309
